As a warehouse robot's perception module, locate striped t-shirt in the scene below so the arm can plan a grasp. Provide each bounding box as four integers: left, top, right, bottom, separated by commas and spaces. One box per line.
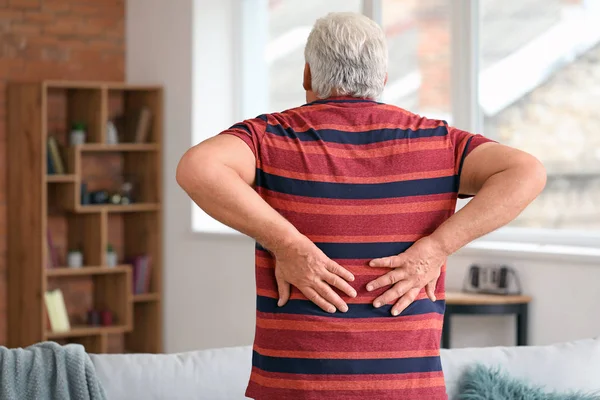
222, 96, 492, 400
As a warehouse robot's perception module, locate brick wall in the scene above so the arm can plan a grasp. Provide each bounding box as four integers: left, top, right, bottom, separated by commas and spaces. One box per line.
0, 0, 125, 345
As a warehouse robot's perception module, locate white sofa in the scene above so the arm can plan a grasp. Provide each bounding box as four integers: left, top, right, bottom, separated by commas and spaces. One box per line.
90, 338, 600, 400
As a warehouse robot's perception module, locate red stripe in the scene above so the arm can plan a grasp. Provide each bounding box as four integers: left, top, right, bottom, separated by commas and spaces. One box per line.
253, 313, 445, 355
260, 189, 456, 206
283, 103, 421, 121
266, 118, 446, 133
263, 135, 452, 160
253, 345, 439, 360
261, 164, 454, 184
276, 210, 453, 237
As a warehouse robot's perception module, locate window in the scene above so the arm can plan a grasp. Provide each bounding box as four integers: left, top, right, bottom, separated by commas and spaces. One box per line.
381, 0, 452, 121
268, 0, 363, 113
479, 0, 600, 230
193, 0, 600, 243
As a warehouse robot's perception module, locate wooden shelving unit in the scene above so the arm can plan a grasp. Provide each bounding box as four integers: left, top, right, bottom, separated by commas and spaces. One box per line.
7, 81, 163, 354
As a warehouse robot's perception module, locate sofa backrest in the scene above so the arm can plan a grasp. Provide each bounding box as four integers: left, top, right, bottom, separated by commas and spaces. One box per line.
91, 338, 600, 400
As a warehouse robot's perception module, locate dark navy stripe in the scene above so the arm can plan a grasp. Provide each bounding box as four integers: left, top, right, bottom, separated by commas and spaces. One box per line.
256, 169, 458, 199
256, 296, 445, 319
458, 136, 474, 177
229, 124, 251, 134
314, 242, 413, 259
255, 242, 414, 259
252, 351, 442, 375
265, 124, 447, 145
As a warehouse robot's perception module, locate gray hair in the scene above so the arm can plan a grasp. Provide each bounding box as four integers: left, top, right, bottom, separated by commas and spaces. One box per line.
304, 12, 388, 99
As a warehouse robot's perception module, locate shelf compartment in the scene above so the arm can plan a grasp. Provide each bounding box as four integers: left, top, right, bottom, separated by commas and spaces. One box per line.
126, 301, 161, 353
132, 293, 160, 303
46, 174, 77, 183
46, 265, 130, 277
77, 143, 160, 152
75, 203, 160, 213
46, 325, 129, 340
46, 87, 103, 144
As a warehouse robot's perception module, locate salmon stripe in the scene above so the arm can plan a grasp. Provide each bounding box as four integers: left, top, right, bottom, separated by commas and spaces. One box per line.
250, 373, 446, 391
255, 310, 443, 323
267, 119, 446, 134
253, 345, 439, 360
267, 197, 454, 216
255, 288, 446, 304
304, 234, 424, 243
251, 367, 444, 381
255, 316, 444, 332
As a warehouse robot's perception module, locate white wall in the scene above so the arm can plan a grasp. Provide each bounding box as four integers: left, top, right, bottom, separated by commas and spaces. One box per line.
127, 1, 600, 353
127, 0, 257, 353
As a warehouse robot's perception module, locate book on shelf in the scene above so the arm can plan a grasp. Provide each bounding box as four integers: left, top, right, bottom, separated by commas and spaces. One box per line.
44, 289, 71, 333
47, 136, 65, 174
130, 255, 152, 294
47, 147, 55, 174
134, 107, 152, 143
46, 229, 59, 268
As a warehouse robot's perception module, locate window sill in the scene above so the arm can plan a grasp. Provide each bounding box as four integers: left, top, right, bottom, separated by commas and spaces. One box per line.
455, 240, 600, 264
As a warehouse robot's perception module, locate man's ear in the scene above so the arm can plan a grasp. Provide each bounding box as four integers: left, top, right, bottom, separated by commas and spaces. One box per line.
303, 63, 312, 91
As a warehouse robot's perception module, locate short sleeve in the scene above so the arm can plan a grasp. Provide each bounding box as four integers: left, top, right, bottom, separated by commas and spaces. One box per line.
448, 125, 496, 176
219, 114, 268, 158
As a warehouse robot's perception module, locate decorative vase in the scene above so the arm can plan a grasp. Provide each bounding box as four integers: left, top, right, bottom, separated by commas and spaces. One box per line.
69, 123, 87, 145
106, 250, 118, 268
67, 251, 83, 268
106, 121, 119, 145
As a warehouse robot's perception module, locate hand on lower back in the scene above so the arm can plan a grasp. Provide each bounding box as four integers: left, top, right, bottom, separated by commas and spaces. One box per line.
273, 235, 357, 313
366, 236, 447, 316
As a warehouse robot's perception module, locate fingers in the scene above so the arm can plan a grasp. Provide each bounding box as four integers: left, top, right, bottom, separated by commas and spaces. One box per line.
301, 287, 337, 314
326, 261, 355, 282
372, 280, 413, 308
425, 280, 437, 302
276, 275, 291, 307
366, 269, 408, 292
314, 281, 349, 313
391, 288, 421, 316
369, 254, 405, 268
322, 271, 357, 298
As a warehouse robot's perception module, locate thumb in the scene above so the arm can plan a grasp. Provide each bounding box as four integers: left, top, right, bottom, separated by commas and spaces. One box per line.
425, 280, 437, 302
276, 275, 291, 307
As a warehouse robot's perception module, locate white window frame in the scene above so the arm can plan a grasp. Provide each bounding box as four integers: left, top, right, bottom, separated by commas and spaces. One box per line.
192, 0, 600, 252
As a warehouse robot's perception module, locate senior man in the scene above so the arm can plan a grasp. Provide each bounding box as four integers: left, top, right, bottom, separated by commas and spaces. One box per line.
177, 12, 546, 400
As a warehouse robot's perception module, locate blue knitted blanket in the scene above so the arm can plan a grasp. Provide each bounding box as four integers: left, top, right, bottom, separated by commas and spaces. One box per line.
0, 341, 107, 400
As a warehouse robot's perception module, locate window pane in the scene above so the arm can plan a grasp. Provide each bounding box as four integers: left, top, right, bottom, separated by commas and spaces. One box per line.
382, 0, 452, 121
267, 0, 363, 112
480, 0, 600, 229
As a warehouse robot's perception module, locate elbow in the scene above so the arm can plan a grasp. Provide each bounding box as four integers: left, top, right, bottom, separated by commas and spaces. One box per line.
176, 146, 204, 193
520, 154, 547, 196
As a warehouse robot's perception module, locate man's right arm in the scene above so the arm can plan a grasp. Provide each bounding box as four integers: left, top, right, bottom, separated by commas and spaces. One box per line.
366, 142, 546, 315
429, 142, 547, 255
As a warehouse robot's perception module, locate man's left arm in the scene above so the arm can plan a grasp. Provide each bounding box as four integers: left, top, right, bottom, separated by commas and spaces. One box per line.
176, 134, 357, 313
